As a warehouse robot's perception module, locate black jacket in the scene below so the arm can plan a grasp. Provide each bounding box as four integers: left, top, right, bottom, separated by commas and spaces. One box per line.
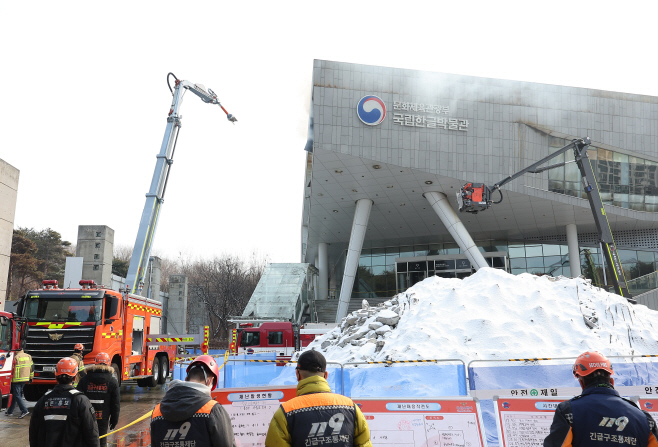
29, 383, 100, 447
151, 380, 235, 447
77, 364, 120, 427
544, 383, 658, 447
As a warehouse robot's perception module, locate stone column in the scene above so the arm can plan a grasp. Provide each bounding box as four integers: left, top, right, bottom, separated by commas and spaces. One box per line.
318, 242, 329, 300
336, 199, 372, 323
566, 224, 581, 277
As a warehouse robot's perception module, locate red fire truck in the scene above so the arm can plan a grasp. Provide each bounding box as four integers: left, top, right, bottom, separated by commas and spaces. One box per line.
0, 311, 26, 407
16, 279, 188, 401
229, 321, 336, 361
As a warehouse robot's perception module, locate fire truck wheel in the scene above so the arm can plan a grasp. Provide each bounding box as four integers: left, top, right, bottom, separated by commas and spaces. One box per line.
146, 358, 160, 387
111, 363, 121, 386
158, 356, 169, 384
23, 384, 45, 402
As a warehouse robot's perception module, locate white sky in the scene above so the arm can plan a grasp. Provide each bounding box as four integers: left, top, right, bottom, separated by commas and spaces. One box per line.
2, 1, 657, 264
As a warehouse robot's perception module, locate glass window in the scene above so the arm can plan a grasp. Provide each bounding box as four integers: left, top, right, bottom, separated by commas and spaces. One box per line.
511, 269, 527, 275
399, 246, 414, 258
386, 247, 400, 265
508, 244, 525, 258
542, 244, 561, 256
526, 257, 544, 268
510, 258, 526, 269
525, 245, 543, 257
371, 265, 386, 276
268, 331, 283, 345
548, 152, 565, 181
414, 245, 429, 257
428, 244, 442, 256
0, 323, 11, 352
359, 254, 371, 267
371, 248, 386, 266
491, 241, 508, 253
443, 243, 460, 254
617, 250, 637, 265
559, 245, 570, 256
242, 332, 260, 347
26, 298, 103, 323
544, 256, 563, 268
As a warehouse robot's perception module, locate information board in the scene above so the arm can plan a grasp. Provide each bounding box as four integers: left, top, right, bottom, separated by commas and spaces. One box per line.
354, 397, 486, 447
213, 385, 298, 447
493, 396, 565, 447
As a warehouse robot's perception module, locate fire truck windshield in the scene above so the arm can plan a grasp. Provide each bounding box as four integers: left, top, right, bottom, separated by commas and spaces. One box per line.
0, 323, 10, 351
25, 298, 103, 323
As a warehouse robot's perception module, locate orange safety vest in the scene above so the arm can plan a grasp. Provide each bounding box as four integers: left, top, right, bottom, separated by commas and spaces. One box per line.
151, 399, 218, 447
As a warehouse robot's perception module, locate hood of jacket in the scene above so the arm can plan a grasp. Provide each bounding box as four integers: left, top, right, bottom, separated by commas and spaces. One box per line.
85, 364, 115, 384
296, 375, 332, 396
159, 379, 213, 422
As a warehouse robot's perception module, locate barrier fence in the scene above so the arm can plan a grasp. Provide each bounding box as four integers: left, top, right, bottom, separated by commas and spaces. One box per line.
111, 353, 658, 447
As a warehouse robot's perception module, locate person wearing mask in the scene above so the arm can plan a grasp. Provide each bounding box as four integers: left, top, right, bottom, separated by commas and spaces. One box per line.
151, 355, 235, 447
544, 351, 658, 447
5, 348, 33, 418
265, 350, 372, 447
29, 357, 99, 447
71, 343, 87, 386
77, 352, 120, 447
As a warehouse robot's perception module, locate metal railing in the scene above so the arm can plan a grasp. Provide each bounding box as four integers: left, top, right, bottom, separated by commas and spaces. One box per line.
627, 271, 658, 295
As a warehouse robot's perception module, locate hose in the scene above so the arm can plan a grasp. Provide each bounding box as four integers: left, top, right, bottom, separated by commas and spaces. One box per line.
492, 188, 504, 205
166, 72, 179, 95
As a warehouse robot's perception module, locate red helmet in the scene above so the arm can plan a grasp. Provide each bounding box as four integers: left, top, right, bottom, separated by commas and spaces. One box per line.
56, 357, 79, 377
573, 351, 614, 377
74, 343, 84, 352
96, 352, 110, 365
186, 355, 219, 389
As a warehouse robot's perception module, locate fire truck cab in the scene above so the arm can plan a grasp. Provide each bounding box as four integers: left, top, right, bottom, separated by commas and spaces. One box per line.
18, 280, 177, 401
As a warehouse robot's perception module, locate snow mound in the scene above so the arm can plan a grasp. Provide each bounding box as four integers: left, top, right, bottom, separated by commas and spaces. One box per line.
305, 268, 658, 364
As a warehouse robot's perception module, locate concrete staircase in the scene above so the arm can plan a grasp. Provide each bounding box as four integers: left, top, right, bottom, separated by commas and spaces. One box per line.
312, 297, 392, 323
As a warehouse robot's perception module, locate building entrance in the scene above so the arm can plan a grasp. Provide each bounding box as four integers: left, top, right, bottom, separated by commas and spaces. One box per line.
395, 252, 507, 293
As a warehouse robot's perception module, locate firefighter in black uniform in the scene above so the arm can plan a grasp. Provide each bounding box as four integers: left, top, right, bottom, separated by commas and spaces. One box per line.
151, 355, 235, 447
77, 352, 120, 447
544, 351, 658, 447
29, 357, 100, 447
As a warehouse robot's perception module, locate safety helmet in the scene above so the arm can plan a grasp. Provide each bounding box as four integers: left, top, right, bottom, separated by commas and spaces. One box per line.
95, 352, 110, 365
74, 343, 84, 352
56, 357, 79, 377
573, 351, 614, 377
186, 355, 219, 389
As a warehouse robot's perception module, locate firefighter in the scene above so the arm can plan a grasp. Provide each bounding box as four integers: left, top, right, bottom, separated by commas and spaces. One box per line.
77, 352, 120, 447
71, 343, 87, 385
5, 348, 33, 418
151, 355, 235, 447
29, 357, 100, 447
265, 350, 372, 447
544, 351, 658, 447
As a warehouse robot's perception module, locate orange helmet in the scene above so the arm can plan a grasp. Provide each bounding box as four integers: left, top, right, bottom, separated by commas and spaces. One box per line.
95, 352, 110, 365
56, 357, 79, 377
186, 355, 219, 389
74, 343, 84, 352
573, 351, 614, 377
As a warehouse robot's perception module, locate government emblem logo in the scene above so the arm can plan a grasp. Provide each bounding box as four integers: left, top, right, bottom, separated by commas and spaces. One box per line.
357, 95, 386, 126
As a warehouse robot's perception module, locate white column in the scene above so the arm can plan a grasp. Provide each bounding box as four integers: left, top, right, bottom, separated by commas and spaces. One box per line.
425, 192, 488, 270
566, 223, 581, 278
336, 199, 373, 323
318, 242, 329, 300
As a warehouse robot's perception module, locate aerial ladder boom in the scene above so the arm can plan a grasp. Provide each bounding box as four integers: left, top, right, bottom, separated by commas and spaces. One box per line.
125, 73, 236, 295
457, 137, 634, 302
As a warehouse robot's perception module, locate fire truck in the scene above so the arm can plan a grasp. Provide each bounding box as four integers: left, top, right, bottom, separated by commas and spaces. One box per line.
0, 311, 26, 407
15, 279, 207, 401
229, 320, 336, 361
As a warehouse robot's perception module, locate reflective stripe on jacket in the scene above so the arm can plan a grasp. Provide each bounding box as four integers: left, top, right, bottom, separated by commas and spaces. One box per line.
151, 400, 219, 447
13, 350, 34, 383
544, 384, 658, 447
265, 376, 372, 447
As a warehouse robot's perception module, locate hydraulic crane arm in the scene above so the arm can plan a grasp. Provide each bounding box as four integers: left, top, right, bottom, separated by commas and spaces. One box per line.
457, 137, 633, 302
125, 73, 236, 295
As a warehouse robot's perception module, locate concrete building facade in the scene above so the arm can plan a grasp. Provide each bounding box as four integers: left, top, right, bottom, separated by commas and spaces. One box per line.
0, 159, 19, 310
301, 60, 658, 320
76, 225, 114, 286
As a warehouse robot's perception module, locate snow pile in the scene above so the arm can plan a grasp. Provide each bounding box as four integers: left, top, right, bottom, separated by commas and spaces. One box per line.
306, 268, 658, 364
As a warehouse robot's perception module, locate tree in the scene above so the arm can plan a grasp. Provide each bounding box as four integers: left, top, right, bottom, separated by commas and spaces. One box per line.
18, 228, 72, 282
186, 254, 266, 345
111, 258, 130, 278
7, 230, 40, 301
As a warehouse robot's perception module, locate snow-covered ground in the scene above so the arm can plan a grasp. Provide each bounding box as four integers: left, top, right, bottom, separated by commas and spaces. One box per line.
306, 268, 658, 364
